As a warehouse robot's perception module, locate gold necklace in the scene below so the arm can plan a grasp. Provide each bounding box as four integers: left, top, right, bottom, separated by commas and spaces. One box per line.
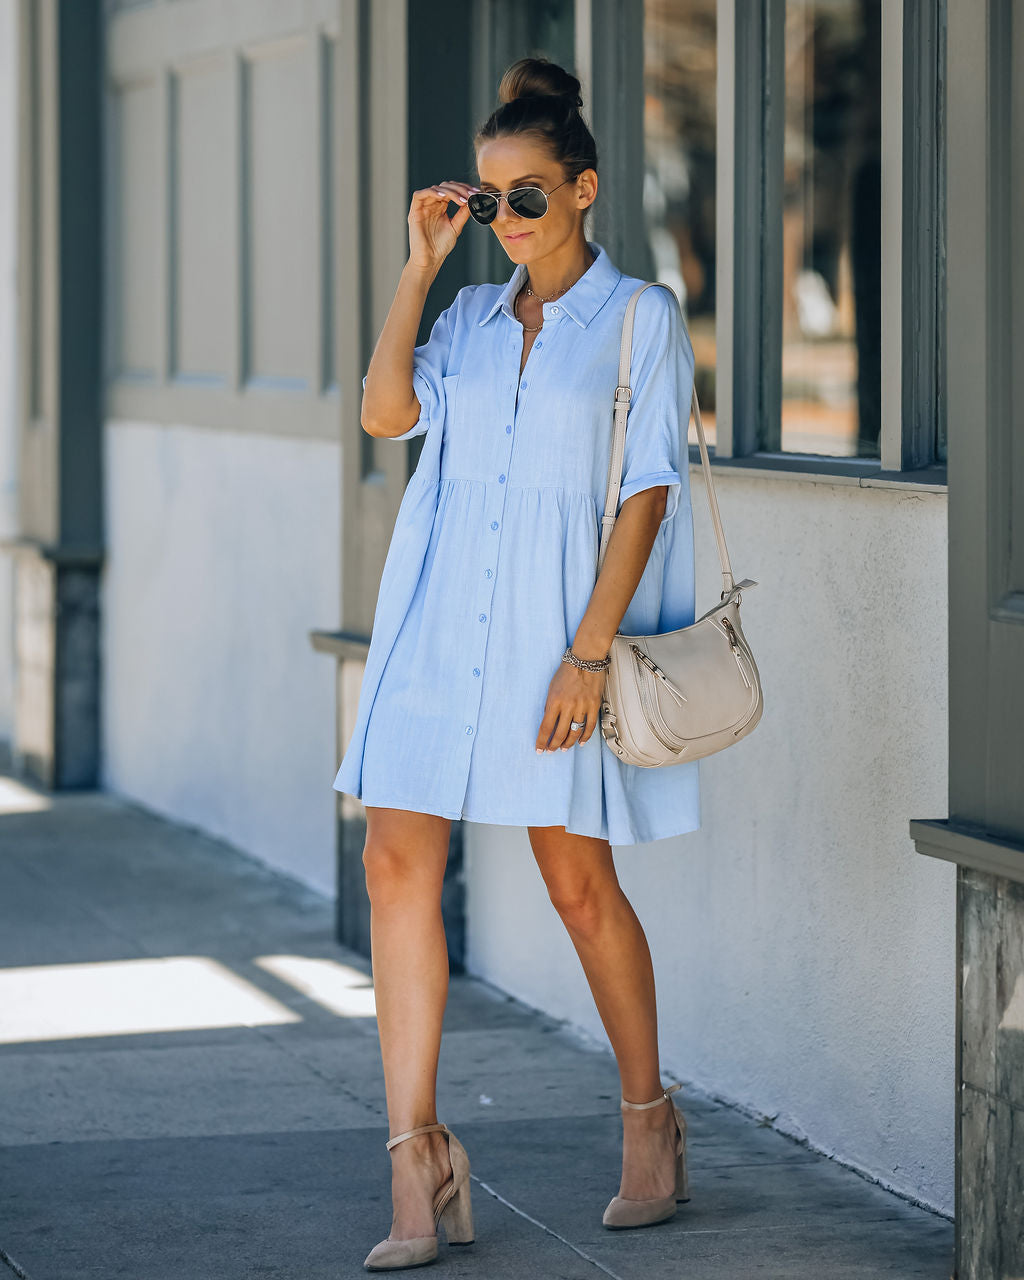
514, 253, 593, 333
515, 280, 565, 332
514, 295, 545, 333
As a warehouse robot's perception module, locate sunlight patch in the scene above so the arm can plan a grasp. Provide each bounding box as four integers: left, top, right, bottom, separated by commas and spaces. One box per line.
998, 973, 1024, 1033
254, 954, 377, 1018
0, 956, 301, 1044
0, 776, 52, 814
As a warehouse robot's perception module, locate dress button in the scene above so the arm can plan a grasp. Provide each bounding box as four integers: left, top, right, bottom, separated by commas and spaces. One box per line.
473, 667, 481, 677
536, 340, 543, 347
498, 474, 505, 483
505, 425, 512, 434
465, 725, 473, 735
484, 568, 492, 578
521, 379, 528, 388
478, 612, 487, 622
490, 520, 499, 530
552, 306, 559, 313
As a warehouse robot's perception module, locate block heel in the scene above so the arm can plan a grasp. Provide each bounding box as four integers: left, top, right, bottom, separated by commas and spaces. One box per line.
437, 1169, 475, 1244
674, 1103, 690, 1202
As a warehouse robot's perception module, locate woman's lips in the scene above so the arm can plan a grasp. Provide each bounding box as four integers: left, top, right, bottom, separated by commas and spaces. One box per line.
505, 232, 532, 241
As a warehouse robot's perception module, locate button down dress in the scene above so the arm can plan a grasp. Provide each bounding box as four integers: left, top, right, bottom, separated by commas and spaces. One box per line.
332, 239, 701, 845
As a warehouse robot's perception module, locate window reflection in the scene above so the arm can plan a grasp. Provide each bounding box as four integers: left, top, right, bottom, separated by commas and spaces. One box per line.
781, 0, 881, 456
643, 0, 717, 447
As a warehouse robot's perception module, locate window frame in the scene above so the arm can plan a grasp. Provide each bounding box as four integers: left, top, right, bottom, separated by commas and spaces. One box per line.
708, 0, 947, 488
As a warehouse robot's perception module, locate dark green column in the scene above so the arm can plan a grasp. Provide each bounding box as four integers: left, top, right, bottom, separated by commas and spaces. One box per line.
9, 0, 103, 789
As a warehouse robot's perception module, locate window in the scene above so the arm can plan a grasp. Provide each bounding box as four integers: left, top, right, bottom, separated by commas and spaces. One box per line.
638, 0, 945, 481
643, 0, 718, 447
780, 0, 881, 458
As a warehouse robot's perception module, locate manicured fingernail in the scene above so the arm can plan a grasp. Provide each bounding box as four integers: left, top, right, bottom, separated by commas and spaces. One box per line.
536, 748, 543, 755
457, 195, 467, 202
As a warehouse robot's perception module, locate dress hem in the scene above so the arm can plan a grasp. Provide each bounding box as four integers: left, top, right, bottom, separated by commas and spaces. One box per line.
334, 783, 700, 847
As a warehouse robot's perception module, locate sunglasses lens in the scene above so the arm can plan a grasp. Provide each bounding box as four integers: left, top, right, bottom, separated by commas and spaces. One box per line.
467, 193, 498, 224
507, 187, 548, 218
466, 186, 549, 223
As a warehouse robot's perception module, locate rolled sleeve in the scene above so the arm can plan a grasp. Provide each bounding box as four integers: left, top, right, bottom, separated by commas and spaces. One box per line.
363, 288, 462, 441
618, 286, 695, 526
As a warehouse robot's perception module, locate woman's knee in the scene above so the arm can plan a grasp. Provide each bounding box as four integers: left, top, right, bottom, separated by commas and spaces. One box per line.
544, 870, 619, 936
529, 826, 619, 936
362, 811, 448, 906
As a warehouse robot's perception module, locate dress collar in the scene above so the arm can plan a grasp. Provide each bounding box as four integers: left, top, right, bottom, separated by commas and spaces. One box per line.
477, 239, 622, 329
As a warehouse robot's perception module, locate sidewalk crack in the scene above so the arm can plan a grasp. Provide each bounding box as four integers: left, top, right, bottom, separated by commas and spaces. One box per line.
471, 1175, 624, 1279
0, 1246, 31, 1278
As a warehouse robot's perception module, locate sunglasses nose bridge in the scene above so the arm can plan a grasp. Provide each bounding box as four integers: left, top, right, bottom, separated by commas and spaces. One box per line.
471, 187, 547, 224
496, 191, 527, 221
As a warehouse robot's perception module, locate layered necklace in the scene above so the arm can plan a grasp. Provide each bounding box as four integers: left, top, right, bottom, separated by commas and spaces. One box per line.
514, 253, 593, 333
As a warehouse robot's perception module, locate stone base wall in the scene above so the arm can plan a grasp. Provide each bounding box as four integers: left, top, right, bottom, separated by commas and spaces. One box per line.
958, 865, 1024, 1278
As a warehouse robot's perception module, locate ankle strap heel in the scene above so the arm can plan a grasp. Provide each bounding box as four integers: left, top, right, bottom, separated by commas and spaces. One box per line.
620, 1082, 683, 1110
603, 1083, 690, 1229
364, 1122, 475, 1270
385, 1121, 449, 1150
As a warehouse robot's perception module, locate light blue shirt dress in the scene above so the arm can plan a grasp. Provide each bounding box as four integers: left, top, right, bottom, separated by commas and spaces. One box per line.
332, 239, 701, 845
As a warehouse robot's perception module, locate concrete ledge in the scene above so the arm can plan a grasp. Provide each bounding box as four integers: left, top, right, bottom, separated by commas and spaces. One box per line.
688, 447, 947, 493
909, 816, 1024, 886
308, 628, 371, 660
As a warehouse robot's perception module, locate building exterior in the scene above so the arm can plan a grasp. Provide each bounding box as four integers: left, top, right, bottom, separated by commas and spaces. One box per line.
0, 3, 1020, 1273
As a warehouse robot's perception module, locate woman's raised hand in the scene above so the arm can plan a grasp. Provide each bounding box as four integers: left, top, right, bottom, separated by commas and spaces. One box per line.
408, 180, 480, 272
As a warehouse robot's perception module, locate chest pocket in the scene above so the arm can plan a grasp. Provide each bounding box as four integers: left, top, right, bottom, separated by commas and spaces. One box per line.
441, 374, 460, 441
442, 371, 487, 477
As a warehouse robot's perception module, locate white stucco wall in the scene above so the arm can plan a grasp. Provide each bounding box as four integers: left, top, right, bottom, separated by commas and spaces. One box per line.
0, 0, 19, 755
465, 470, 953, 1217
102, 421, 341, 896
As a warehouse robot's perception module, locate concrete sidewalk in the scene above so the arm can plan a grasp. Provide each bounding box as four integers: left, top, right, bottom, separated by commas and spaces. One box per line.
0, 775, 953, 1280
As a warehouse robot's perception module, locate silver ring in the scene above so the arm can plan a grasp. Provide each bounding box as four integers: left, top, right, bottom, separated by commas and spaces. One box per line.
570, 719, 586, 730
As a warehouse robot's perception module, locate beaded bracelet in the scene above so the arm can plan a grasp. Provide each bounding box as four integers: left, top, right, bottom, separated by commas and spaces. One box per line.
562, 645, 611, 673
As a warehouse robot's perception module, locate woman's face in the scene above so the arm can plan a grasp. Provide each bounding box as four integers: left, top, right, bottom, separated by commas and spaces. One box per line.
474, 135, 595, 262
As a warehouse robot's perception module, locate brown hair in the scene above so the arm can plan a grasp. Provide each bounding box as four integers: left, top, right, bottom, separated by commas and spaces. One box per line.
474, 56, 598, 208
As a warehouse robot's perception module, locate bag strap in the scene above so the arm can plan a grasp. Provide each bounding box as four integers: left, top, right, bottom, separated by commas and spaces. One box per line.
597, 282, 755, 604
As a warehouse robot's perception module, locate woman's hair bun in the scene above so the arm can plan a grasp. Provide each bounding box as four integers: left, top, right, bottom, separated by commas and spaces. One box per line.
477, 54, 598, 192
498, 56, 583, 110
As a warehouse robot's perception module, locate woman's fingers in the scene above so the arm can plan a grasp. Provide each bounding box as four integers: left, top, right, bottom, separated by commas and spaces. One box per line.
537, 704, 575, 752
549, 710, 574, 751
409, 181, 478, 216
536, 702, 560, 752
408, 182, 479, 264
428, 180, 481, 205
561, 714, 587, 750
537, 705, 598, 752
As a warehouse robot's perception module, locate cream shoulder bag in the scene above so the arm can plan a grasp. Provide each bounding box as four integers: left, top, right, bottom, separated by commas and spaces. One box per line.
598, 282, 764, 768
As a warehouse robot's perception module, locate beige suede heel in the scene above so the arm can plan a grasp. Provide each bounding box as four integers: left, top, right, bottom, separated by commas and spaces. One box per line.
602, 1083, 690, 1230
364, 1122, 475, 1271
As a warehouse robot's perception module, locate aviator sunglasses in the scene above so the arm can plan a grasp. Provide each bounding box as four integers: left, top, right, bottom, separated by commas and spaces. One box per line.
466, 177, 574, 225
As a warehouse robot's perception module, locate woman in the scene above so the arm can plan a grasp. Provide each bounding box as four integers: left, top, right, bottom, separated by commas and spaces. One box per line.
334, 56, 700, 1272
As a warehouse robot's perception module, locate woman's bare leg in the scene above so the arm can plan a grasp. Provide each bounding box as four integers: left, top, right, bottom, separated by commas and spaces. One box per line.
528, 824, 680, 1201
363, 806, 454, 1240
